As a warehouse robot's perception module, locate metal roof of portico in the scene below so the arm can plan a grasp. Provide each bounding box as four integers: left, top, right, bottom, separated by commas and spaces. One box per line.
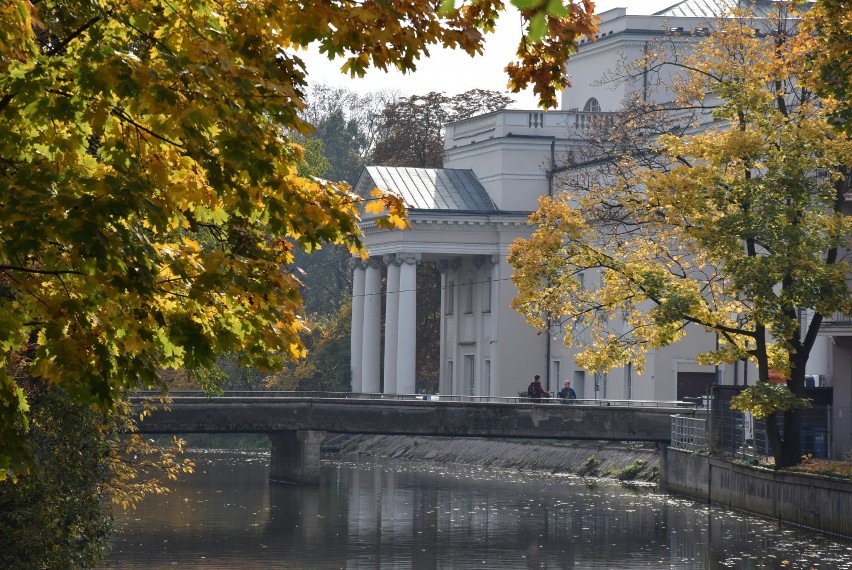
653, 0, 806, 18
358, 166, 498, 213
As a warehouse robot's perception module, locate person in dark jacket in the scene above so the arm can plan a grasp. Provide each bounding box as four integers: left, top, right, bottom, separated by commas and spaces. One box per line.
527, 375, 547, 402
558, 380, 577, 401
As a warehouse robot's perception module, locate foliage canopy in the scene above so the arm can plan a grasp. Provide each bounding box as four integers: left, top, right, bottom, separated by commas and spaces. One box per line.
0, 0, 597, 479
0, 383, 192, 568
372, 89, 515, 168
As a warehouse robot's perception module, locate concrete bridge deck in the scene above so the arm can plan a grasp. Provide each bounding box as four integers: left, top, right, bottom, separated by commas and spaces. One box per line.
135, 392, 705, 484
137, 393, 701, 442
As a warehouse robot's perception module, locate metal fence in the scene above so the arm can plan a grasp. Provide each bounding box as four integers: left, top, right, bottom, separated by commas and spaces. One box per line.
711, 385, 832, 460
668, 386, 833, 459
670, 415, 708, 452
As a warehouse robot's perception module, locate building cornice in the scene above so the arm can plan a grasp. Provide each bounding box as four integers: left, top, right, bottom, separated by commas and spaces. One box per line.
360, 214, 531, 234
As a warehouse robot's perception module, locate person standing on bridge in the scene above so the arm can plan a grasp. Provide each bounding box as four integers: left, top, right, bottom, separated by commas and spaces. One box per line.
527, 375, 547, 402
558, 380, 577, 401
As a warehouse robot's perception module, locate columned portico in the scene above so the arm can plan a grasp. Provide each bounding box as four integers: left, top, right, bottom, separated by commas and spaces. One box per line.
350, 253, 420, 394
352, 165, 529, 401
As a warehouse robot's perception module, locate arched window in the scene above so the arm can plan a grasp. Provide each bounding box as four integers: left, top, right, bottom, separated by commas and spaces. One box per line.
583, 97, 601, 113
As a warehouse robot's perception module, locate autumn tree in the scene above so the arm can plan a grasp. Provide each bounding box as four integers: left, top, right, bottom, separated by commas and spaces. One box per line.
0, 0, 598, 477
372, 89, 515, 167
266, 302, 353, 392
296, 107, 367, 317
303, 84, 398, 157
314, 109, 369, 186
0, 382, 192, 569
801, 0, 852, 131
0, 385, 113, 568
509, 6, 852, 467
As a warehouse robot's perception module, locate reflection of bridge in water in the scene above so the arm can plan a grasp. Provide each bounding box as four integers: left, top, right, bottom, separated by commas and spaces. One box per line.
135, 392, 704, 484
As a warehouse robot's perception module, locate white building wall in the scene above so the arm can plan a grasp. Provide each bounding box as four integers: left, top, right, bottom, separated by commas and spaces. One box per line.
445, 111, 582, 212
562, 9, 718, 112
359, 3, 840, 408
492, 256, 548, 395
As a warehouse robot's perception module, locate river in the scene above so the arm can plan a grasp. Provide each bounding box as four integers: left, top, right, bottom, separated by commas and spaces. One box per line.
98, 450, 852, 569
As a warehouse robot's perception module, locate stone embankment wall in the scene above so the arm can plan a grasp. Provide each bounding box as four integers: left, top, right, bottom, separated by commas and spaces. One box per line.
334, 434, 660, 482
663, 447, 852, 539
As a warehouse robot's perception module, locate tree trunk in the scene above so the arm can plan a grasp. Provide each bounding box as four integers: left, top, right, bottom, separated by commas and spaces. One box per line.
778, 369, 806, 468
765, 408, 783, 465
765, 370, 806, 468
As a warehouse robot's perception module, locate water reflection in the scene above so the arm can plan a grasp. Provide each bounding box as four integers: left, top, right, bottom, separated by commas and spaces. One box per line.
101, 452, 852, 569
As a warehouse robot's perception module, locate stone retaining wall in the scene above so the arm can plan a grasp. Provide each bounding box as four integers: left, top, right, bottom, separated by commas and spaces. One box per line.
663, 447, 852, 539
338, 435, 661, 481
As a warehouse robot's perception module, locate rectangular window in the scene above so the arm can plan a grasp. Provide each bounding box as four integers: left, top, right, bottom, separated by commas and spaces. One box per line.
464, 355, 475, 396
464, 278, 474, 314
482, 274, 492, 313
447, 361, 454, 393
574, 370, 585, 400
552, 360, 561, 387
594, 371, 608, 399
484, 360, 491, 397
446, 279, 455, 315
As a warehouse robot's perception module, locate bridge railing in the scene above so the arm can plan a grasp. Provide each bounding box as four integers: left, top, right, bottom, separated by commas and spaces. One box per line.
133, 390, 699, 409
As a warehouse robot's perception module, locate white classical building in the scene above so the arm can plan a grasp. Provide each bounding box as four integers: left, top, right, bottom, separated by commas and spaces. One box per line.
348, 0, 851, 456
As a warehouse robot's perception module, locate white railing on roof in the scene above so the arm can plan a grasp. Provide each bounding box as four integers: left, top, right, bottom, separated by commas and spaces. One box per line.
448, 110, 615, 146
823, 312, 852, 327
452, 114, 498, 138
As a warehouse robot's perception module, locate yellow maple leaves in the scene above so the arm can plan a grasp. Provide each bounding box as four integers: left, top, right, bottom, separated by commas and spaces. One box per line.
364, 187, 409, 234
0, 0, 600, 479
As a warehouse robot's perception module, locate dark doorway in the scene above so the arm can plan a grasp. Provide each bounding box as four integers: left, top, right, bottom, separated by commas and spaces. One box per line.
677, 372, 715, 400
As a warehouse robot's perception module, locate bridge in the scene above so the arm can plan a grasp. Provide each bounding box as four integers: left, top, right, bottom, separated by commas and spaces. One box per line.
136, 392, 705, 484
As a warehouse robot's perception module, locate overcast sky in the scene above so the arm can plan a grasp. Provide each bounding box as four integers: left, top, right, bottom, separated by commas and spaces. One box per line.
298, 0, 678, 109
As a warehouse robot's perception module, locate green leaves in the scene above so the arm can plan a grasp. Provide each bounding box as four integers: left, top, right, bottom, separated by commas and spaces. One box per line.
515, 0, 571, 42
730, 383, 811, 420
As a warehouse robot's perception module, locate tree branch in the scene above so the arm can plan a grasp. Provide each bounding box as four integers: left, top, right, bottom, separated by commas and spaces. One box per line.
0, 265, 86, 276
47, 14, 104, 56
111, 108, 184, 148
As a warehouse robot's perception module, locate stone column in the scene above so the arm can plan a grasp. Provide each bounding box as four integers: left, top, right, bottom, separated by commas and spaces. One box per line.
396, 252, 420, 394
361, 258, 382, 394
269, 430, 326, 485
383, 255, 401, 394
438, 265, 447, 395
438, 258, 462, 394
350, 259, 365, 393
